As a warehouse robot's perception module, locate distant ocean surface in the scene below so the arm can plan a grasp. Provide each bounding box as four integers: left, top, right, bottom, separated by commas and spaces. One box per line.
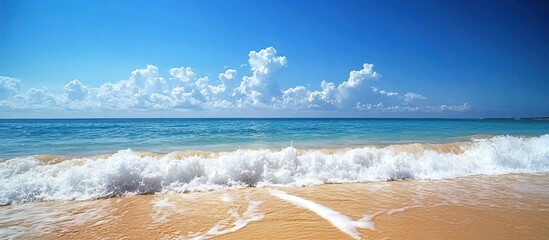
0, 118, 548, 205
0, 118, 547, 158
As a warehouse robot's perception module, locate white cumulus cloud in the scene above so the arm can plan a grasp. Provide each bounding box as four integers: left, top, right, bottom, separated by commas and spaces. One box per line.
404, 92, 427, 103
356, 102, 471, 112
0, 76, 22, 100
371, 87, 399, 97
0, 47, 470, 114
64, 79, 89, 101
237, 46, 287, 107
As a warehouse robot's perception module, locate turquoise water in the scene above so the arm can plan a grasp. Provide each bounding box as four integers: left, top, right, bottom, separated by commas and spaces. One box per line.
1, 118, 548, 204
0, 118, 547, 158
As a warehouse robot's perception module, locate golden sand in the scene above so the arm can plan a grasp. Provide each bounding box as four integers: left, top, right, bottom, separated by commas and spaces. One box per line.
0, 173, 538, 239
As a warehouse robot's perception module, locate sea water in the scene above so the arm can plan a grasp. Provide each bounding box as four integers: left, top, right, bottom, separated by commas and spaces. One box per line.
0, 118, 547, 205
0, 118, 547, 157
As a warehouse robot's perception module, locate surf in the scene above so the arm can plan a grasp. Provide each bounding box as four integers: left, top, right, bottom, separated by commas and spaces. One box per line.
1, 135, 548, 205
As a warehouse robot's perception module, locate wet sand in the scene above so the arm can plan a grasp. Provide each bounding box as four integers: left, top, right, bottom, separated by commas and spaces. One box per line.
2, 173, 548, 239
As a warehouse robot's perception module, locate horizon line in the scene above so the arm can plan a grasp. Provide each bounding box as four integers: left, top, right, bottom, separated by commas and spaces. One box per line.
0, 117, 547, 120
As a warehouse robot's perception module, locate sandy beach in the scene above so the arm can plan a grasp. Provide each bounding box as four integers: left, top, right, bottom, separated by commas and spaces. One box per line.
2, 0, 548, 238
1, 173, 546, 239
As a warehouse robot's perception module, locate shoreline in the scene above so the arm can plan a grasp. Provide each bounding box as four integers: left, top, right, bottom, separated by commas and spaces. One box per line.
2, 173, 546, 239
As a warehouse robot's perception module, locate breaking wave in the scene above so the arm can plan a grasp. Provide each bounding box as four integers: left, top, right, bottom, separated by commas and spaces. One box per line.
1, 135, 548, 205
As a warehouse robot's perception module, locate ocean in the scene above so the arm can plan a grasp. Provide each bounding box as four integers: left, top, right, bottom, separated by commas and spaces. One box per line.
1, 118, 547, 157
1, 118, 548, 239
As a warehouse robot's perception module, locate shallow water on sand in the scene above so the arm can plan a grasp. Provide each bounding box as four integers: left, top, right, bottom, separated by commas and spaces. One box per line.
1, 173, 548, 239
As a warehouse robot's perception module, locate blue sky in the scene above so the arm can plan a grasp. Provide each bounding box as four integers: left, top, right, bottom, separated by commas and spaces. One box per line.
0, 0, 547, 118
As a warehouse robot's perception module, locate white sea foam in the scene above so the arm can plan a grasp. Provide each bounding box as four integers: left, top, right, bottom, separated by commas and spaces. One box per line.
219, 193, 233, 203
387, 205, 421, 216
188, 200, 264, 240
270, 190, 374, 239
0, 135, 548, 205
0, 200, 114, 239
152, 197, 181, 223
